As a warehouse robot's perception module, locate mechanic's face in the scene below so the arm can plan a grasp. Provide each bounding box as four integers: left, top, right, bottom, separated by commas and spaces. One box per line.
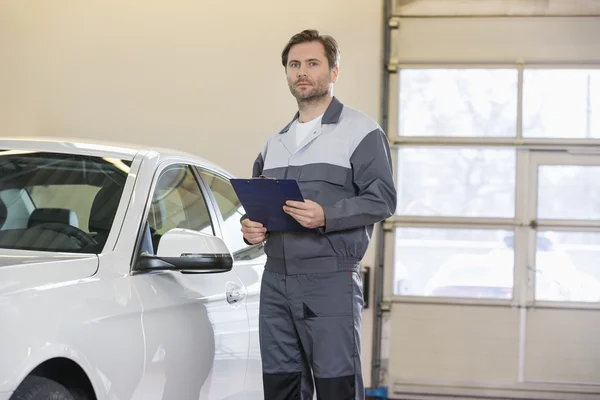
286, 41, 338, 103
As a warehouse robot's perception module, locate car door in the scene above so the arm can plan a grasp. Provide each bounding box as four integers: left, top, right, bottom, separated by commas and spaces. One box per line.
130, 162, 249, 400
195, 167, 265, 399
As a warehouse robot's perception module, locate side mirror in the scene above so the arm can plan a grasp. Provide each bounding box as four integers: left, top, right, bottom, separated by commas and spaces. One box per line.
134, 228, 233, 274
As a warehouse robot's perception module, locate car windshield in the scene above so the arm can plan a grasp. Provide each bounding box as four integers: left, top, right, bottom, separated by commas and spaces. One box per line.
0, 150, 131, 254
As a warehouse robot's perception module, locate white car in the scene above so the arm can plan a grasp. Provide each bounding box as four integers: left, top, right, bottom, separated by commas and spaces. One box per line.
0, 138, 266, 400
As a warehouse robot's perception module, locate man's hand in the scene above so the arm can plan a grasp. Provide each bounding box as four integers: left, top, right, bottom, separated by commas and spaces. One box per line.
241, 218, 267, 244
283, 200, 325, 229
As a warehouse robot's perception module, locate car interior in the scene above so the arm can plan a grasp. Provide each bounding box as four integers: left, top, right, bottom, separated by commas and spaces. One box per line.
0, 152, 129, 254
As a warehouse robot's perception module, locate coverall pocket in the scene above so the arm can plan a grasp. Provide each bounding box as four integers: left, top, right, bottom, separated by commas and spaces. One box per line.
298, 164, 348, 187
299, 271, 353, 319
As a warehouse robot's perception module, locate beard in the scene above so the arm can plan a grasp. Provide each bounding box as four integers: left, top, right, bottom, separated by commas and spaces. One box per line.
288, 76, 330, 104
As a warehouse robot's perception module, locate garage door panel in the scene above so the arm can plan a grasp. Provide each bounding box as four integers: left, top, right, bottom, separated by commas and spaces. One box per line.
384, 12, 600, 398
392, 17, 600, 64
389, 304, 519, 383
525, 309, 600, 384
393, 0, 600, 18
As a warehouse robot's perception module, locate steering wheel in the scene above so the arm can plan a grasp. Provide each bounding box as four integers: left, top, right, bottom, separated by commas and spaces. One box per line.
30, 222, 98, 249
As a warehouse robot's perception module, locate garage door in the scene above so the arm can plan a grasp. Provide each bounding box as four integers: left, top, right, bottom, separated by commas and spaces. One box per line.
382, 14, 600, 400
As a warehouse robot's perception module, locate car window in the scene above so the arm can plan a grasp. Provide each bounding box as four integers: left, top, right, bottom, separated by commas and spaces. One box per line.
0, 151, 130, 253
197, 168, 265, 262
141, 164, 213, 255
28, 185, 101, 233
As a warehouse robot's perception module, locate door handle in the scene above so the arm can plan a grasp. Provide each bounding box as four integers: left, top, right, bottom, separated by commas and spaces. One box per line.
227, 287, 246, 304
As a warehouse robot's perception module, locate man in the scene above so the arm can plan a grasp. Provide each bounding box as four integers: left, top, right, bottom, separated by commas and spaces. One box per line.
241, 29, 397, 400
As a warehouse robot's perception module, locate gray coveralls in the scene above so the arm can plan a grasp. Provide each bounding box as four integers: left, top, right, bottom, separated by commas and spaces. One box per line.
246, 97, 397, 400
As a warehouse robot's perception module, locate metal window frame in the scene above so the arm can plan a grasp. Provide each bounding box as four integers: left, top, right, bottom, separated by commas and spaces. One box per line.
386, 63, 600, 310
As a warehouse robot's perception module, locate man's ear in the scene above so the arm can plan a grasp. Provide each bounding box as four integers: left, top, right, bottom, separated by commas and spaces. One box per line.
330, 66, 339, 83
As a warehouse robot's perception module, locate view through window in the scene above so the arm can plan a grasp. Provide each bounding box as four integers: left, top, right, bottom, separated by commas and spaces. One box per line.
393, 68, 600, 303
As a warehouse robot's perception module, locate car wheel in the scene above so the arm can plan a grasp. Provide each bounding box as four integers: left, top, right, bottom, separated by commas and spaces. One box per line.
10, 375, 75, 400
69, 387, 90, 400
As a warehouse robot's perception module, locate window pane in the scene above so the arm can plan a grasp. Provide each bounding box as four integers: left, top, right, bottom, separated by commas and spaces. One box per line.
534, 231, 600, 302
398, 69, 518, 137
198, 169, 265, 262
28, 185, 101, 232
523, 69, 600, 138
150, 165, 213, 237
397, 147, 515, 217
537, 165, 600, 220
0, 151, 129, 253
394, 228, 514, 299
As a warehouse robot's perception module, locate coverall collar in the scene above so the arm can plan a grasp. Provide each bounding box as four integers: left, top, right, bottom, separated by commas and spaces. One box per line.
278, 96, 343, 135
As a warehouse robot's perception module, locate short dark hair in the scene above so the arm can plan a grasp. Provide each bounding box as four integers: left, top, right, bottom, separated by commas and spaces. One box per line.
281, 29, 340, 69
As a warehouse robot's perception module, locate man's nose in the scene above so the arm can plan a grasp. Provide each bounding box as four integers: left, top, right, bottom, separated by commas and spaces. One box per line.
297, 65, 307, 77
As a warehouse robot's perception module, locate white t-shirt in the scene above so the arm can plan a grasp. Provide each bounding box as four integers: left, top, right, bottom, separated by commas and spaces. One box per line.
294, 114, 323, 147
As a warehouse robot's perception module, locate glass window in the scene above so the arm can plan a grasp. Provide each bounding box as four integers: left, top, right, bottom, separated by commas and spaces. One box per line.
523, 69, 600, 139
28, 185, 101, 232
0, 151, 130, 253
396, 147, 516, 218
533, 231, 600, 303
142, 165, 213, 254
197, 169, 265, 262
537, 165, 600, 220
394, 227, 515, 299
398, 69, 518, 137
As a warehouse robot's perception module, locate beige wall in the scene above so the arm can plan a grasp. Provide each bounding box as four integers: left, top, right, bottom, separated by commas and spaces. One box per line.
0, 0, 383, 177
0, 0, 384, 387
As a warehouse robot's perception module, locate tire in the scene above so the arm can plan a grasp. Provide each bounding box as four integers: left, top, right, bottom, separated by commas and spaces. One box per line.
69, 388, 90, 400
10, 375, 75, 400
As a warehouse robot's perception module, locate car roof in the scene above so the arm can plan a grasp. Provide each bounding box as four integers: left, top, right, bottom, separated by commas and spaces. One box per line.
0, 137, 233, 177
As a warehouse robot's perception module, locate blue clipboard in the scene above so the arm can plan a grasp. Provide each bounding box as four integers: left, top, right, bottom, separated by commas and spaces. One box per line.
230, 178, 312, 232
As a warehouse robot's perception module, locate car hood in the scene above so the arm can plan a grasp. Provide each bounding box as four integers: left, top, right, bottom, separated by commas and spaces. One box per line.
0, 250, 98, 296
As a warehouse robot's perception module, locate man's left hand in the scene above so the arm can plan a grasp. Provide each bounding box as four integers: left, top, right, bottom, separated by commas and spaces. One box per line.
283, 200, 325, 229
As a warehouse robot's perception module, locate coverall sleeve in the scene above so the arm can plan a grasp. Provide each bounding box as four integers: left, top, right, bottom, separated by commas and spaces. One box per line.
321, 128, 397, 233
240, 150, 266, 245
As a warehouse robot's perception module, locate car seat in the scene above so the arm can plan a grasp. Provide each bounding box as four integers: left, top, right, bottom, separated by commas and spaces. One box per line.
27, 208, 79, 228
89, 185, 122, 250
0, 198, 6, 230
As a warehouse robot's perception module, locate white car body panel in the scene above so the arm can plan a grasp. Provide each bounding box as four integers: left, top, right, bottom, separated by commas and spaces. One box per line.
0, 138, 264, 399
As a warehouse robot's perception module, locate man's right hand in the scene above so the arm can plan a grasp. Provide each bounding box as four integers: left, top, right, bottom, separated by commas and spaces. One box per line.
241, 218, 267, 244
